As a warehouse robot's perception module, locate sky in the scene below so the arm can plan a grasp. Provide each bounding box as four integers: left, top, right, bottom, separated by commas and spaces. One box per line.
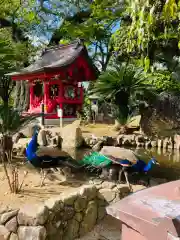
28, 0, 120, 47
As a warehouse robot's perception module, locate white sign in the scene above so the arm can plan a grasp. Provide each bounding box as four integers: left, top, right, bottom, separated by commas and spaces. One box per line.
57, 108, 63, 118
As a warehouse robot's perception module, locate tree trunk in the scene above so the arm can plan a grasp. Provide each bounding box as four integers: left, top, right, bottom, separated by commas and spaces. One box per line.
14, 81, 21, 109
14, 81, 29, 111
20, 81, 25, 110
24, 81, 29, 111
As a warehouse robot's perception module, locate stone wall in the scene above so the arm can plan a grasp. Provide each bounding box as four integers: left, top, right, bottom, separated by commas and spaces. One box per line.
84, 134, 180, 151
0, 183, 134, 240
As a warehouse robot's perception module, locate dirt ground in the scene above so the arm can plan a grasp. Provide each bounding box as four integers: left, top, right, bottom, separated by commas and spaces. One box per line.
81, 123, 118, 137
0, 120, 141, 209
0, 161, 143, 209
0, 162, 89, 209
81, 115, 140, 137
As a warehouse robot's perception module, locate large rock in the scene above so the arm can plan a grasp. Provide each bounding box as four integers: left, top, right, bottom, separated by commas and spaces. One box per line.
92, 140, 103, 151
36, 147, 69, 158
74, 213, 83, 222
17, 205, 49, 226
157, 139, 163, 148
13, 132, 26, 143
37, 130, 48, 146
21, 124, 41, 138
123, 135, 136, 146
163, 137, 173, 149
79, 200, 97, 236
0, 210, 19, 225
61, 123, 83, 148
5, 217, 18, 233
140, 92, 180, 136
74, 197, 87, 212
0, 225, 10, 240
101, 181, 116, 189
62, 206, 75, 221
116, 184, 130, 194
44, 196, 63, 213
64, 219, 79, 240
13, 138, 31, 151
9, 233, 18, 240
79, 185, 97, 201
60, 191, 78, 205
97, 206, 106, 221
18, 226, 46, 240
98, 189, 116, 203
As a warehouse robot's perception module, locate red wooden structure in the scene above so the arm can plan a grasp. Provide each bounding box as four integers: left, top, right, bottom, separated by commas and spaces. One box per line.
8, 40, 98, 119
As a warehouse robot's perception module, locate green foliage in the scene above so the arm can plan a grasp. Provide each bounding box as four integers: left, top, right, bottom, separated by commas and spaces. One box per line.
147, 71, 180, 93
92, 64, 156, 120
113, 107, 132, 126
81, 96, 91, 121
0, 105, 36, 135
111, 0, 180, 71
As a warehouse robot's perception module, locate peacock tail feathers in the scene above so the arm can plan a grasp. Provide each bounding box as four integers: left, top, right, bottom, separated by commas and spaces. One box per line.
79, 152, 112, 168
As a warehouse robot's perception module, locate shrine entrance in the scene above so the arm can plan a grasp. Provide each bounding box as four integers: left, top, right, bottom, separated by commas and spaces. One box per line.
40, 80, 83, 119
49, 83, 59, 100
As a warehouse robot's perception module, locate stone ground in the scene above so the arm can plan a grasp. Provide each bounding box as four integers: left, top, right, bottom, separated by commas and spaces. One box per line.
77, 216, 121, 240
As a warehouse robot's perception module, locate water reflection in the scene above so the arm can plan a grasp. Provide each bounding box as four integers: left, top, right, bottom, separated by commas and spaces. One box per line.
129, 148, 180, 180
134, 148, 180, 165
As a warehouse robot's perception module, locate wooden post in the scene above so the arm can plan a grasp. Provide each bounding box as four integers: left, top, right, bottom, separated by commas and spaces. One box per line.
41, 103, 45, 126
58, 80, 63, 129
43, 82, 48, 112
60, 112, 63, 129
57, 107, 63, 129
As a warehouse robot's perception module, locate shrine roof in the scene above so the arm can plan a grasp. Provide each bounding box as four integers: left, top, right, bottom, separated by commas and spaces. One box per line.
7, 39, 98, 79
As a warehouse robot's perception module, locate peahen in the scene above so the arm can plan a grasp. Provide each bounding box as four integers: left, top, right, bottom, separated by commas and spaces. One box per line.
25, 128, 80, 186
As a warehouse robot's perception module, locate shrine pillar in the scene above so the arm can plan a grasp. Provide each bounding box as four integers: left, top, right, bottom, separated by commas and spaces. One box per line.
59, 80, 63, 110
43, 82, 48, 112
29, 82, 34, 111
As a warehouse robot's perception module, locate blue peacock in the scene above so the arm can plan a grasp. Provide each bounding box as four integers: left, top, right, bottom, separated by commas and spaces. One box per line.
79, 147, 159, 188
26, 128, 159, 188
25, 127, 81, 185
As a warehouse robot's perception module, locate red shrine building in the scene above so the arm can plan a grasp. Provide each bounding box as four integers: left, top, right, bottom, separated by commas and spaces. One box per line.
8, 40, 99, 121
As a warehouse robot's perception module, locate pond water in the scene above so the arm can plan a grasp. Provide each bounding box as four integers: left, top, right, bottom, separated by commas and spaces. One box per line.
74, 147, 180, 181
134, 148, 180, 181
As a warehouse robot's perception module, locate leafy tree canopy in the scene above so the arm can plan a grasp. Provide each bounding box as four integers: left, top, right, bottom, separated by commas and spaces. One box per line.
112, 0, 180, 71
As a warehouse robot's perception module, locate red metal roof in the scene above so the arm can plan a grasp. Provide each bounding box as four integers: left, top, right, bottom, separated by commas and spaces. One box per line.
7, 39, 99, 81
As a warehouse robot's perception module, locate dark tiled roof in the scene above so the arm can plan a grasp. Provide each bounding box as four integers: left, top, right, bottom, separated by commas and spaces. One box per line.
7, 39, 97, 77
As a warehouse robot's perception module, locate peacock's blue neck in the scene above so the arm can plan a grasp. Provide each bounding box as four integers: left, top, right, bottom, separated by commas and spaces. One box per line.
26, 131, 38, 161
143, 159, 154, 172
